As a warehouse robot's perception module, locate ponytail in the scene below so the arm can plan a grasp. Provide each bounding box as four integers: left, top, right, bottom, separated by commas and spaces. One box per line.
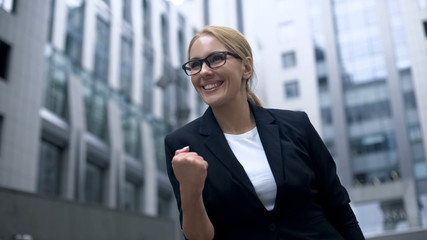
246, 87, 263, 107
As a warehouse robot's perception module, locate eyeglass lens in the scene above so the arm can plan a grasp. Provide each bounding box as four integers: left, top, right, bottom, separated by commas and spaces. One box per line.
185, 52, 227, 76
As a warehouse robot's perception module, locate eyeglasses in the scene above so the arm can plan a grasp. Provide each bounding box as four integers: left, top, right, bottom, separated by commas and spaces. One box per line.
182, 51, 242, 76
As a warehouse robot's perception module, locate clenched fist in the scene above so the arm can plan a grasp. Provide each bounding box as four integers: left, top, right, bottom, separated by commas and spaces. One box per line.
172, 146, 208, 195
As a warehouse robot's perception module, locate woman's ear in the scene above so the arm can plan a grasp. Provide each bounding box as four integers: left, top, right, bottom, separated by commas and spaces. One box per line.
242, 57, 253, 80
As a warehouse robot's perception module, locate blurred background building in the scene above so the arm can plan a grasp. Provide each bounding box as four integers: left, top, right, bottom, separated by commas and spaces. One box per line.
0, 0, 427, 239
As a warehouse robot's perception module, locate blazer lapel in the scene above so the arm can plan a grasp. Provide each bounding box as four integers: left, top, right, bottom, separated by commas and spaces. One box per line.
200, 107, 258, 198
249, 103, 286, 192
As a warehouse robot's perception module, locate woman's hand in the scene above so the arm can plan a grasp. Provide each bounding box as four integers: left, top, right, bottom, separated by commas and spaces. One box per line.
172, 146, 214, 240
172, 146, 208, 195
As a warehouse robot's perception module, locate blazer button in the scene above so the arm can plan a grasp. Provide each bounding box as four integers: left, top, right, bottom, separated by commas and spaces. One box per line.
268, 223, 276, 231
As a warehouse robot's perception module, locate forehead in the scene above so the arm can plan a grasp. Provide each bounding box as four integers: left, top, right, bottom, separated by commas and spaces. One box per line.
189, 35, 227, 59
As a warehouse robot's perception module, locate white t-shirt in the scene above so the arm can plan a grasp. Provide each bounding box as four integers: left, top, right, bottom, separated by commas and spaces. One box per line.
224, 127, 277, 211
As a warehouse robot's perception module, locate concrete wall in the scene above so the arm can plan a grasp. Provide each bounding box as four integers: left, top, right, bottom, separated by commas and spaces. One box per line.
0, 187, 175, 240
367, 229, 427, 240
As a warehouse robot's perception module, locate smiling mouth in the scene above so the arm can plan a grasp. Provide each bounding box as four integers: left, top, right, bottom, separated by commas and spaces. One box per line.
203, 82, 223, 90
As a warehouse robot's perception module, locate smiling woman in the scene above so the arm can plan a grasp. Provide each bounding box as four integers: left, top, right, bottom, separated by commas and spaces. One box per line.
164, 25, 365, 240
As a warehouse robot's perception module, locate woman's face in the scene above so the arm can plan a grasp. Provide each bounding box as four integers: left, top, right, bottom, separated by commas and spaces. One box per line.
189, 35, 251, 108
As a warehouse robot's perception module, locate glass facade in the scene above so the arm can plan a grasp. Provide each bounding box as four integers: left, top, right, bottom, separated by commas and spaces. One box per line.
38, 140, 62, 196
44, 50, 68, 120
85, 161, 104, 204
84, 79, 109, 141
124, 180, 139, 211
65, 1, 84, 66
122, 0, 132, 24
353, 199, 409, 236
158, 190, 172, 219
121, 104, 141, 159
332, 0, 400, 186
120, 37, 133, 98
142, 0, 154, 114
334, 0, 386, 87
142, 0, 152, 40
175, 15, 190, 127
142, 48, 154, 113
93, 17, 110, 83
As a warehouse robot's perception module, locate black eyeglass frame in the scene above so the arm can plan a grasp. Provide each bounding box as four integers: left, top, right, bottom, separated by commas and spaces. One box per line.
181, 51, 242, 76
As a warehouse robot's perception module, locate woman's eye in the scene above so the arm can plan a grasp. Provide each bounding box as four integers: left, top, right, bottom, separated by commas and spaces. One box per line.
190, 61, 201, 69
210, 54, 225, 63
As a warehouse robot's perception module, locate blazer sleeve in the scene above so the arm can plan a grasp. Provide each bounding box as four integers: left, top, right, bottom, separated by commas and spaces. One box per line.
164, 136, 184, 227
302, 113, 365, 240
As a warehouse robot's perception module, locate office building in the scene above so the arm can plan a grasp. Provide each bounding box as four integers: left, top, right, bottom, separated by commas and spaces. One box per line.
0, 0, 207, 239
241, 0, 427, 238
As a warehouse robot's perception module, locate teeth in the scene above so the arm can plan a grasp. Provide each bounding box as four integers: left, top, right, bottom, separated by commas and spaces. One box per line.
204, 83, 220, 90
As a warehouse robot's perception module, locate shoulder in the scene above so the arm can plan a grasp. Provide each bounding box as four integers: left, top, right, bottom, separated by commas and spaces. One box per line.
165, 116, 201, 144
263, 107, 310, 128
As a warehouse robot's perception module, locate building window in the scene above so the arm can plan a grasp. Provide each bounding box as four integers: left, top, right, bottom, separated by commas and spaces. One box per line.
0, 115, 3, 155
65, 1, 84, 66
284, 80, 299, 99
403, 91, 417, 109
408, 124, 423, 143
84, 81, 109, 141
281, 51, 296, 69
321, 107, 333, 124
142, 0, 152, 41
121, 109, 141, 159
346, 100, 391, 124
45, 54, 68, 119
85, 161, 105, 204
120, 37, 133, 98
0, 0, 15, 13
94, 17, 110, 83
0, 39, 11, 80
124, 180, 140, 211
161, 14, 170, 57
37, 140, 63, 196
318, 76, 328, 92
158, 191, 172, 218
423, 21, 427, 37
122, 0, 132, 24
142, 47, 154, 113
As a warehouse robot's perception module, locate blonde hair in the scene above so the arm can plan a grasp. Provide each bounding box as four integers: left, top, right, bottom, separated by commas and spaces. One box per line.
187, 26, 262, 106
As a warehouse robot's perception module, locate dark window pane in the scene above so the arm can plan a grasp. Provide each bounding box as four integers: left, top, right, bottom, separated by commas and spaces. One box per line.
321, 107, 333, 124
0, 39, 11, 80
121, 109, 141, 159
124, 180, 139, 211
282, 51, 296, 68
122, 0, 132, 23
284, 80, 299, 99
65, 3, 84, 65
94, 17, 110, 83
38, 140, 62, 196
120, 37, 133, 98
423, 21, 427, 37
85, 161, 104, 204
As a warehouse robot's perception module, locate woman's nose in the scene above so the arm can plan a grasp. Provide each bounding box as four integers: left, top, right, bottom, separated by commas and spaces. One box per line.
199, 62, 213, 75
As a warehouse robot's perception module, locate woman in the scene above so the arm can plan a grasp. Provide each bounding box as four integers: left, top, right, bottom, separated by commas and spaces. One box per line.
164, 25, 364, 240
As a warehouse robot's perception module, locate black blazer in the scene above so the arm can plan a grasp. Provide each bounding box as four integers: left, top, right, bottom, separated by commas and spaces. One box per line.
165, 102, 365, 240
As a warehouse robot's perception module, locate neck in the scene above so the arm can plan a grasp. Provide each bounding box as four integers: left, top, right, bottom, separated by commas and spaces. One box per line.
211, 99, 255, 134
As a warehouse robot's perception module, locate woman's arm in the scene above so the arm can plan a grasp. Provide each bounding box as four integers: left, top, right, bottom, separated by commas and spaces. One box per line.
171, 146, 214, 240
302, 113, 365, 240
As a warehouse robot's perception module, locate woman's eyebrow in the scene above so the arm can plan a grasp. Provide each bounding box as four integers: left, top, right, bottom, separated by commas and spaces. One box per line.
189, 57, 202, 61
